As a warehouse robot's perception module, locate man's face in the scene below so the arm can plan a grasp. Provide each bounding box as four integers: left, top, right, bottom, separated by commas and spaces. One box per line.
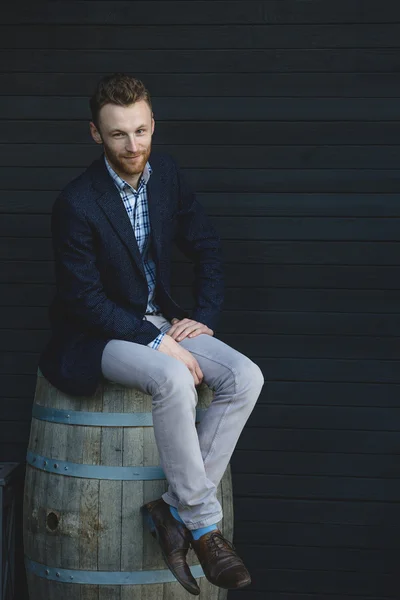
90, 100, 155, 181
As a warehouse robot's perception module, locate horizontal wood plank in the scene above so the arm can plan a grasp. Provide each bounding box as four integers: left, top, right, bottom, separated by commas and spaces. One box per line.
0, 397, 33, 420
2, 24, 400, 49
0, 374, 35, 397
1, 421, 400, 455
238, 427, 400, 453
256, 357, 400, 383
2, 121, 399, 145
232, 450, 400, 476
1, 167, 400, 193
237, 545, 395, 573
1, 284, 395, 314
2, 191, 400, 217
0, 283, 396, 315
245, 567, 395, 595
2, 375, 399, 408
3, 144, 400, 169
234, 497, 400, 525
2, 261, 399, 288
3, 72, 400, 97
3, 97, 400, 121
3, 48, 400, 73
233, 519, 400, 549
4, 394, 400, 441
4, 1, 400, 25
1, 308, 400, 336
217, 592, 392, 600
233, 473, 400, 501
2, 327, 400, 359
3, 216, 400, 242
221, 333, 400, 360
247, 381, 400, 407
244, 405, 400, 431
4, 238, 400, 265
2, 352, 400, 384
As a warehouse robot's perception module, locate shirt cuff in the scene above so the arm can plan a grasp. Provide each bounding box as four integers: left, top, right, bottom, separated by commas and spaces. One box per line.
147, 332, 165, 350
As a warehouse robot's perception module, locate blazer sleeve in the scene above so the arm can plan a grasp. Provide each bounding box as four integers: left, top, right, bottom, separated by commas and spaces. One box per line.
51, 195, 161, 344
172, 160, 224, 331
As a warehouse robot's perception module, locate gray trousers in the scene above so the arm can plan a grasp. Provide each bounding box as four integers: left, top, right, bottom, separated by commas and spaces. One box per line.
101, 314, 264, 529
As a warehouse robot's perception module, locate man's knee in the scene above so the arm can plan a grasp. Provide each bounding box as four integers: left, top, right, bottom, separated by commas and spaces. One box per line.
233, 355, 264, 401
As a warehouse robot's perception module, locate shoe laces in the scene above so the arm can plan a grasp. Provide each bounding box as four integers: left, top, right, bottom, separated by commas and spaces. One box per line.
206, 531, 235, 557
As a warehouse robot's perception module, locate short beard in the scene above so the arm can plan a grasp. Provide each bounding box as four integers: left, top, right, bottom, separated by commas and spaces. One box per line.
104, 143, 152, 180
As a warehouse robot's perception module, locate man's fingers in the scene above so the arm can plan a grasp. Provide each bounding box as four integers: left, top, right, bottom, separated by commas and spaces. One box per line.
174, 324, 210, 341
187, 326, 213, 339
186, 355, 203, 385
192, 367, 202, 385
188, 362, 201, 385
185, 329, 203, 340
158, 333, 203, 385
196, 366, 204, 384
166, 322, 187, 338
175, 325, 204, 341
167, 319, 205, 341
167, 319, 213, 341
192, 359, 204, 383
168, 325, 191, 340
167, 325, 186, 339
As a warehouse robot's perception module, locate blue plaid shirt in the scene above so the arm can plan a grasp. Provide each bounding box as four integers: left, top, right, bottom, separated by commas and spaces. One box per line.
105, 156, 165, 350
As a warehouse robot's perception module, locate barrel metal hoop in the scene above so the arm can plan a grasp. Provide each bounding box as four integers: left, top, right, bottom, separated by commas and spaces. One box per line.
25, 557, 205, 584
32, 404, 206, 426
26, 451, 166, 481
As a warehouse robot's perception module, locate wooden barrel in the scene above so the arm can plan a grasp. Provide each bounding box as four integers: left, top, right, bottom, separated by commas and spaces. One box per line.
23, 370, 233, 599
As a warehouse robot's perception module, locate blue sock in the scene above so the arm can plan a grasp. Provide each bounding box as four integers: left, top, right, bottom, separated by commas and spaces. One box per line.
191, 524, 218, 540
169, 506, 218, 540
169, 505, 185, 524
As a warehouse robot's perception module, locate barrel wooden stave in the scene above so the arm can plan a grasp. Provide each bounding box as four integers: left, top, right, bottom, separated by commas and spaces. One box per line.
24, 376, 231, 599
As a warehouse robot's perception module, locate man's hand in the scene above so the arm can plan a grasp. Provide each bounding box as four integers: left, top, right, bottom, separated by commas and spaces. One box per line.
158, 335, 204, 385
167, 318, 214, 342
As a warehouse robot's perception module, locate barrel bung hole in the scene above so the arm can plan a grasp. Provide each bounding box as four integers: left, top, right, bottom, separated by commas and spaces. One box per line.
46, 511, 59, 531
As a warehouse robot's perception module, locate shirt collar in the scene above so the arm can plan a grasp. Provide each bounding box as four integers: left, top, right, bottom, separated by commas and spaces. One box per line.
104, 154, 152, 192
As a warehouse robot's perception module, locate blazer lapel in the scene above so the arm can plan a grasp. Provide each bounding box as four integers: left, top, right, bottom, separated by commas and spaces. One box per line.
91, 156, 146, 279
146, 168, 165, 267
97, 190, 146, 279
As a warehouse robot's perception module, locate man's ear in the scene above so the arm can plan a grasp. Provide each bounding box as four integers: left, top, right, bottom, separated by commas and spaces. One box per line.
151, 114, 155, 135
89, 121, 103, 145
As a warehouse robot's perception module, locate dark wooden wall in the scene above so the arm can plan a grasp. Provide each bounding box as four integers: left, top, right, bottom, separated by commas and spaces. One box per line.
1, 1, 400, 598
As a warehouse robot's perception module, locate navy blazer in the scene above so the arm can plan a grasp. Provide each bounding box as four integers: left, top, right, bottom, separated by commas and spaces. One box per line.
39, 151, 224, 396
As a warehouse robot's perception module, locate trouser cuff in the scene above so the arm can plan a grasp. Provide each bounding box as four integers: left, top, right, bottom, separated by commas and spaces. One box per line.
161, 492, 223, 530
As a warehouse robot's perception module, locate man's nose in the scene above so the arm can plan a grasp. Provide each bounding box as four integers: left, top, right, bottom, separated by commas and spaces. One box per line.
125, 136, 138, 152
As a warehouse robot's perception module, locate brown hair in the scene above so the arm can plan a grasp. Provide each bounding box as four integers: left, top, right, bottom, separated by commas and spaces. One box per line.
89, 73, 152, 128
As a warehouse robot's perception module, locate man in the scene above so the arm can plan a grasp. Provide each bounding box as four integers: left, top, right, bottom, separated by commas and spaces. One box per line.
39, 73, 264, 595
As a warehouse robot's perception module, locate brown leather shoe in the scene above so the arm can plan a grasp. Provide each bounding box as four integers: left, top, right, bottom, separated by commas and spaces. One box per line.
191, 529, 251, 589
141, 498, 200, 595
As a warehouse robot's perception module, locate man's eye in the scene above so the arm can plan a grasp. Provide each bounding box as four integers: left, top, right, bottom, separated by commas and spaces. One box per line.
113, 133, 123, 137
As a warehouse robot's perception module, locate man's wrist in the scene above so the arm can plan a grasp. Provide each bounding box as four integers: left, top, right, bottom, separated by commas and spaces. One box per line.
147, 332, 165, 350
